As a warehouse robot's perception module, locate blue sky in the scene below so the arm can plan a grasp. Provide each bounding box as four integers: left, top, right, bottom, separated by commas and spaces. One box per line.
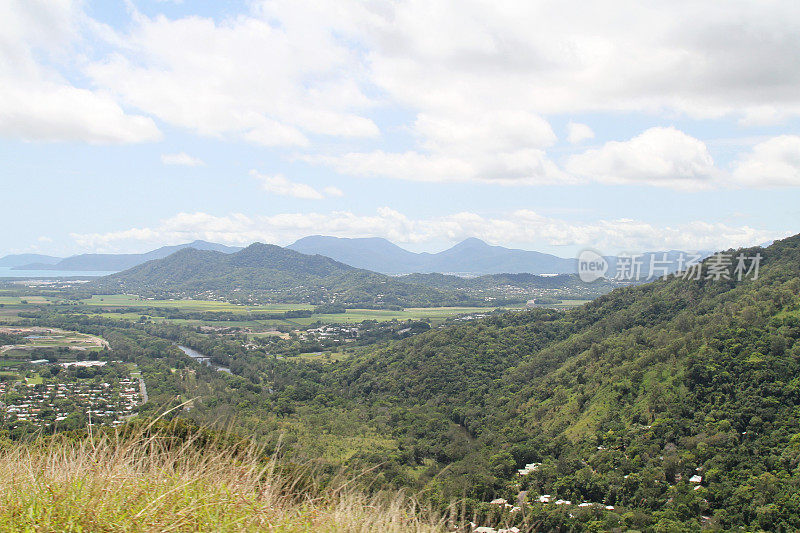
2, 0, 800, 258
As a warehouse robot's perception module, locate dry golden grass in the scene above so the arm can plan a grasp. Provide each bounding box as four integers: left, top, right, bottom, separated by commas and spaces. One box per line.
0, 425, 446, 532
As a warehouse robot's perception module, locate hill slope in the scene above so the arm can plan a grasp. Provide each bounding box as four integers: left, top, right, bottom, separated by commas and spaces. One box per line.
268, 234, 800, 530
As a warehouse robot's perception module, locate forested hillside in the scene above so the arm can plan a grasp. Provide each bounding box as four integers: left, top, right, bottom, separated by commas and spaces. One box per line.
13, 235, 799, 531
89, 243, 472, 307
311, 235, 798, 530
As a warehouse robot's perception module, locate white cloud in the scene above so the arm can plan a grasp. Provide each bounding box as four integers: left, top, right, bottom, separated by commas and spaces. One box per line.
254, 173, 323, 200
5, 0, 800, 193
566, 127, 719, 190
414, 111, 556, 154
0, 0, 161, 144
738, 106, 786, 127
361, 1, 800, 120
161, 152, 205, 167
0, 84, 161, 144
310, 148, 572, 185
251, 170, 342, 200
323, 186, 344, 197
308, 109, 568, 185
84, 1, 378, 147
567, 122, 594, 144
69, 208, 777, 255
732, 135, 800, 187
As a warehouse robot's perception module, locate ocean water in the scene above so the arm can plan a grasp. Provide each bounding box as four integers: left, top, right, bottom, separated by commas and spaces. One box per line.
0, 267, 117, 278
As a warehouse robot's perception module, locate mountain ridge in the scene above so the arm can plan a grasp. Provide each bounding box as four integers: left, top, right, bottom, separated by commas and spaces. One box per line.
288, 235, 578, 274
88, 242, 476, 307
12, 240, 242, 271
0, 253, 62, 268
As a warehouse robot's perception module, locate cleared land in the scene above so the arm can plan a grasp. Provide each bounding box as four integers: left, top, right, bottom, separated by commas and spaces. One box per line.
0, 327, 108, 353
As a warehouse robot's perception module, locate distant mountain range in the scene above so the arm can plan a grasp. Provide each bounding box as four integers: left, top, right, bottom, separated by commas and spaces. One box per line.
0, 253, 62, 268
287, 236, 578, 274
5, 237, 585, 275
9, 240, 242, 272
288, 236, 717, 277
3, 236, 716, 278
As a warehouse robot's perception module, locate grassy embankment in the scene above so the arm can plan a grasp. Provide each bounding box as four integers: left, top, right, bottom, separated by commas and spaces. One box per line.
0, 426, 445, 532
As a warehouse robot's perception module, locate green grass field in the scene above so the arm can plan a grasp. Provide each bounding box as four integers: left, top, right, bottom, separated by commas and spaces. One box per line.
0, 358, 31, 367
299, 306, 523, 325
81, 295, 313, 312
0, 296, 52, 305
287, 351, 349, 362
76, 296, 526, 328
545, 299, 593, 309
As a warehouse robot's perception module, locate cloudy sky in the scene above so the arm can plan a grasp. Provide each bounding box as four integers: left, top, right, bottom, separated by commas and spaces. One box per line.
2, 0, 800, 257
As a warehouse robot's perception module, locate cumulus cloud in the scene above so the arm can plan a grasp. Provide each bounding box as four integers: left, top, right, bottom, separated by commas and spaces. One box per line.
84, 1, 378, 147
732, 135, 800, 187
161, 152, 204, 167
566, 127, 719, 189
361, 1, 800, 120
5, 0, 800, 193
308, 109, 569, 185
63, 1, 800, 185
312, 148, 571, 185
251, 170, 342, 200
567, 122, 595, 144
69, 208, 777, 255
0, 0, 161, 144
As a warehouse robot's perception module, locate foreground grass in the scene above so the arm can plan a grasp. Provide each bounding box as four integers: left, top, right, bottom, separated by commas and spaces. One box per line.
0, 428, 444, 532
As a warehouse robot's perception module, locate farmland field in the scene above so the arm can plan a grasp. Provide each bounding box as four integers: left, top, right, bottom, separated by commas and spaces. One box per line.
74, 296, 530, 327
0, 296, 52, 305
80, 295, 314, 312
299, 306, 524, 325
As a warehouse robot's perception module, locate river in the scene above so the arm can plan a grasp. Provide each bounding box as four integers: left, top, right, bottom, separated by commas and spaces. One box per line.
176, 345, 231, 373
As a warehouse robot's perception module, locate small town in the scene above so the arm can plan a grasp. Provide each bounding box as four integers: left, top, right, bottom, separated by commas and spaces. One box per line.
0, 364, 144, 430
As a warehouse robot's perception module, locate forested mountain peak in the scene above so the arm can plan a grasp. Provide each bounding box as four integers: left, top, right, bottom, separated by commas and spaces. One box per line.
230, 242, 356, 275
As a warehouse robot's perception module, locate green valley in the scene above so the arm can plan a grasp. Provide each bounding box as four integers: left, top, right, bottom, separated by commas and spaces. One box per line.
2, 234, 798, 530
